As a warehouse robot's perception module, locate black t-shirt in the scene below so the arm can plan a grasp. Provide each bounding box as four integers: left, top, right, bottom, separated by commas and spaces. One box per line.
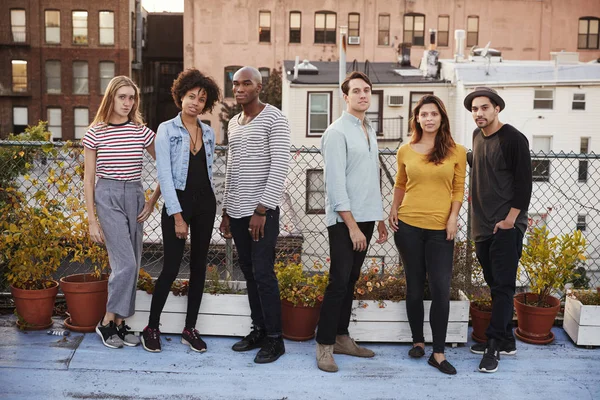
469, 124, 533, 242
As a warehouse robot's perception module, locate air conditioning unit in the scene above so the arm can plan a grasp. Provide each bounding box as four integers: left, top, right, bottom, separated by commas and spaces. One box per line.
348, 36, 360, 45
387, 95, 404, 107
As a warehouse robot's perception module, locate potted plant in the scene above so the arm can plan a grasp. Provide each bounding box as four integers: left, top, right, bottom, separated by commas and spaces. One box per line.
563, 289, 600, 346
0, 188, 72, 329
54, 145, 111, 333
275, 256, 328, 341
464, 253, 491, 343
515, 226, 587, 344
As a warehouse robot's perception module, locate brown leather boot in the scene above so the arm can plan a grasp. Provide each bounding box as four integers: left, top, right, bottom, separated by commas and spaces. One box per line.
333, 335, 375, 358
316, 343, 338, 372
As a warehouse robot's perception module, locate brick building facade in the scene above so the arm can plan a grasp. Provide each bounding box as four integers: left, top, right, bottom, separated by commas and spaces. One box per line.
0, 0, 132, 140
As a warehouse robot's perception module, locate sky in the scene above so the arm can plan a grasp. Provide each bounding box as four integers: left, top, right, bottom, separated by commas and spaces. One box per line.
142, 0, 184, 13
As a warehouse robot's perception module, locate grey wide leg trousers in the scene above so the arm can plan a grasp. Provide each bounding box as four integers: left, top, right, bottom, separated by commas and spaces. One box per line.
95, 178, 145, 319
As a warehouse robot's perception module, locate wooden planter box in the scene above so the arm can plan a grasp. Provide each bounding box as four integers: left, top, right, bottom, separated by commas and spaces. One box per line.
128, 291, 251, 335
563, 295, 600, 346
128, 291, 469, 345
348, 299, 470, 345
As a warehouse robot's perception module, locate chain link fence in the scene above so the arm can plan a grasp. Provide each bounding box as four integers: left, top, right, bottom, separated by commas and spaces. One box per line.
1, 140, 599, 294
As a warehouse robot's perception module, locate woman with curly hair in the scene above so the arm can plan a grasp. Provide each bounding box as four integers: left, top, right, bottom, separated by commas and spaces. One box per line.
387, 95, 466, 374
83, 75, 160, 349
141, 68, 221, 353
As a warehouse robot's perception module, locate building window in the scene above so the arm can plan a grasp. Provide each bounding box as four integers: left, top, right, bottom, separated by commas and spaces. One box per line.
47, 108, 62, 141
378, 14, 390, 46
404, 13, 425, 46
258, 11, 271, 43
73, 61, 89, 94
579, 137, 590, 183
74, 108, 89, 139
348, 13, 360, 37
259, 67, 270, 86
99, 11, 115, 45
142, 17, 147, 48
532, 136, 551, 182
467, 16, 479, 47
45, 10, 61, 44
576, 214, 587, 231
224, 65, 242, 98
12, 60, 27, 93
13, 107, 28, 134
533, 89, 554, 110
72, 11, 88, 44
572, 93, 586, 110
409, 92, 434, 122
438, 15, 449, 47
99, 62, 115, 94
290, 11, 301, 43
11, 9, 26, 43
578, 17, 599, 49
366, 91, 383, 134
306, 169, 325, 214
45, 60, 61, 94
315, 11, 336, 44
307, 92, 331, 136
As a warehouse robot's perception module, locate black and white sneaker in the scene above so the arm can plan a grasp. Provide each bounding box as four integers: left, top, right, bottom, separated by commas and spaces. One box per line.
471, 340, 517, 355
117, 321, 140, 347
478, 339, 500, 373
96, 320, 124, 349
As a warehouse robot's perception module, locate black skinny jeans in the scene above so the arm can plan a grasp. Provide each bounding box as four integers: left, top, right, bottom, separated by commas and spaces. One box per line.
148, 205, 215, 330
475, 227, 523, 343
229, 208, 282, 336
394, 220, 454, 353
316, 221, 375, 345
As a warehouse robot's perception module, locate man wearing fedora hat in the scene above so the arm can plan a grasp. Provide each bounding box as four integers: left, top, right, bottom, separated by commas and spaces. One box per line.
464, 87, 532, 373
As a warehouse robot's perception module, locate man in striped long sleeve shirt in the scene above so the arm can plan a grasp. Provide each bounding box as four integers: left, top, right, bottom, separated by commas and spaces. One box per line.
219, 66, 291, 364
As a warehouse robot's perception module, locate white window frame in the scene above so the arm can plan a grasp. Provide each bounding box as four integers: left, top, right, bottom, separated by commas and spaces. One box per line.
572, 93, 586, 111
307, 92, 331, 137
74, 108, 89, 139
11, 9, 27, 43
99, 11, 115, 45
47, 108, 62, 141
72, 11, 88, 44
13, 107, 28, 126
306, 169, 325, 214
45, 10, 60, 44
73, 61, 89, 95
46, 60, 61, 94
12, 60, 28, 93
532, 135, 552, 182
533, 89, 554, 110
99, 61, 115, 94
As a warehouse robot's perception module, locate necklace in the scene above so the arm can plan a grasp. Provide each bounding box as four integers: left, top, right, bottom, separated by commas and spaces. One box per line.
182, 118, 200, 152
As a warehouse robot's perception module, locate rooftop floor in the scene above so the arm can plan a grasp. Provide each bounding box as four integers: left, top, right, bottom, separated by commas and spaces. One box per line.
0, 315, 598, 400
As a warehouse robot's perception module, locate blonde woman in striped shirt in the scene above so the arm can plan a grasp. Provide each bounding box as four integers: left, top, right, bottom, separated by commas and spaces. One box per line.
83, 76, 160, 349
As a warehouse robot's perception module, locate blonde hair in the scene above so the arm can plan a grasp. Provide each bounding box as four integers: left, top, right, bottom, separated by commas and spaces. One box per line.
90, 76, 144, 128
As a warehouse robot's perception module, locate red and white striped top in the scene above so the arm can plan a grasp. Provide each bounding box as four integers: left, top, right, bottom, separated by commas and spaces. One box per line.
82, 121, 155, 181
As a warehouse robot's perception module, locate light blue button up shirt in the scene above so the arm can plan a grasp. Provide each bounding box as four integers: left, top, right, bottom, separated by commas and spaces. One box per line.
155, 113, 216, 216
321, 111, 384, 227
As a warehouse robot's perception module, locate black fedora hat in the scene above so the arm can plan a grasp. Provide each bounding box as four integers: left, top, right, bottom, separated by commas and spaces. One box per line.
463, 87, 505, 111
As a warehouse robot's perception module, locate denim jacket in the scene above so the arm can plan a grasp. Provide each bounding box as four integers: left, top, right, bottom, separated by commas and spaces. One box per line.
155, 112, 216, 216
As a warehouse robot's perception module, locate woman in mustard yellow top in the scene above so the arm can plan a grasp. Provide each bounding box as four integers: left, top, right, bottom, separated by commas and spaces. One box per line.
388, 95, 466, 375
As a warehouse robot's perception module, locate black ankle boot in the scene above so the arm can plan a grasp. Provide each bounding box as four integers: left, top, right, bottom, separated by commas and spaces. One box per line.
254, 336, 285, 364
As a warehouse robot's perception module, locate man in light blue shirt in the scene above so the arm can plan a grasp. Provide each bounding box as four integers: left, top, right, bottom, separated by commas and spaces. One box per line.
315, 71, 388, 373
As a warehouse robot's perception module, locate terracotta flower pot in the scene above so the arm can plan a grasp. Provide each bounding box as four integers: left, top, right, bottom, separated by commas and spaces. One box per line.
60, 273, 108, 333
514, 292, 560, 344
11, 280, 59, 330
470, 303, 492, 343
281, 299, 321, 341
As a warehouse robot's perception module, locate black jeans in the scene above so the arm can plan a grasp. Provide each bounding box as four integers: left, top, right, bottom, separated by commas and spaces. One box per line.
394, 220, 454, 354
229, 208, 282, 336
316, 221, 375, 345
148, 205, 216, 329
475, 227, 524, 343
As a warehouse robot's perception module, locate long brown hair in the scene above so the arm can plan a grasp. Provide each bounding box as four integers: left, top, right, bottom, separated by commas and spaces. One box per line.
90, 76, 144, 128
409, 94, 455, 165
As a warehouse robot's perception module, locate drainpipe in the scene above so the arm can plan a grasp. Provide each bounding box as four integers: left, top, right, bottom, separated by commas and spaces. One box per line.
339, 25, 348, 116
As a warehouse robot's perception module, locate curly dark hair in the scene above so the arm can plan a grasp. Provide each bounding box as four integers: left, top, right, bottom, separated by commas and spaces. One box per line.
171, 68, 221, 113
